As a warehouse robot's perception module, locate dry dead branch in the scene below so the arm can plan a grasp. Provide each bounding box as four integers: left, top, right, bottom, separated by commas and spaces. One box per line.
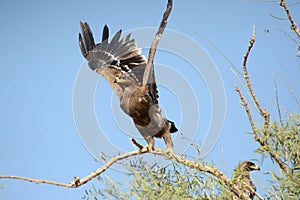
236, 26, 288, 173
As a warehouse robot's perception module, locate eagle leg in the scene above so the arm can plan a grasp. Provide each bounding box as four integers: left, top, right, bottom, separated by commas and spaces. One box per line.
162, 131, 173, 153
143, 136, 154, 152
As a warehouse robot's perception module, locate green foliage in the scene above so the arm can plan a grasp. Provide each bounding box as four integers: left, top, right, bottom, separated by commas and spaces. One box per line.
82, 112, 300, 200
256, 113, 300, 199
83, 159, 220, 199
256, 113, 300, 167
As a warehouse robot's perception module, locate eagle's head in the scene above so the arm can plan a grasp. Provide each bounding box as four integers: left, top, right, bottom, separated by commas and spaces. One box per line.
238, 161, 260, 172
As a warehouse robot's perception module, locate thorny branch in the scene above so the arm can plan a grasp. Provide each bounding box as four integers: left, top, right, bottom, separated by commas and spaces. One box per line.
279, 0, 300, 38
236, 26, 288, 173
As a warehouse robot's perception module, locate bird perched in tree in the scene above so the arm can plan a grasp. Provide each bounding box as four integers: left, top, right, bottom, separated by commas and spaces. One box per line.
218, 161, 260, 200
78, 22, 177, 151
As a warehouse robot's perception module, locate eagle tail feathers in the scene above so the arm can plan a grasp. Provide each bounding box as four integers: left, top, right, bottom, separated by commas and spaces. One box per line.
168, 120, 178, 133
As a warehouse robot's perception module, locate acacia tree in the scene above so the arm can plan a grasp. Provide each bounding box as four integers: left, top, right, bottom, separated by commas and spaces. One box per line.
0, 0, 299, 199
82, 1, 300, 199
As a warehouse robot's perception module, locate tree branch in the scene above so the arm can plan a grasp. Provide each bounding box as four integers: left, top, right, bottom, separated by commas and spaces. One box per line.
0, 141, 263, 200
279, 0, 300, 38
0, 147, 155, 188
236, 27, 289, 173
127, 139, 262, 199
147, 0, 172, 65
143, 0, 173, 85
171, 154, 243, 198
236, 85, 288, 172
0, 148, 220, 189
0, 175, 71, 188
242, 26, 270, 132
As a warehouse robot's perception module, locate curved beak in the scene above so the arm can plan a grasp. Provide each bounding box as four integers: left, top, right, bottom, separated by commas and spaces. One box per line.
251, 165, 260, 171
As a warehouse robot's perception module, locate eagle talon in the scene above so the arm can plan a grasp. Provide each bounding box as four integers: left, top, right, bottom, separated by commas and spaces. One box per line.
165, 148, 174, 155
70, 176, 80, 187
141, 144, 154, 152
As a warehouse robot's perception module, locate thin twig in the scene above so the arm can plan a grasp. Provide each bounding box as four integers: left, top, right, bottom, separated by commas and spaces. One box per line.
231, 68, 260, 118
269, 13, 289, 20
276, 27, 298, 43
279, 0, 300, 38
143, 0, 173, 85
206, 38, 243, 76
287, 1, 300, 6
272, 72, 283, 126
280, 70, 300, 107
235, 86, 259, 141
0, 175, 71, 188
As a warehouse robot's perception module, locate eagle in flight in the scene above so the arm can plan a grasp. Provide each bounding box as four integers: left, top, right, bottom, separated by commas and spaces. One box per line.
79, 22, 177, 151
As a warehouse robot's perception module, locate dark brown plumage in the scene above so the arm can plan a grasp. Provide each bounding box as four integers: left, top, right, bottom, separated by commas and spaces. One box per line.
79, 22, 177, 151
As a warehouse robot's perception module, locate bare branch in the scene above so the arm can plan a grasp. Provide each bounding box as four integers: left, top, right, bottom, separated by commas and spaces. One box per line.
147, 0, 172, 65
0, 143, 263, 199
0, 175, 71, 188
240, 26, 289, 172
143, 0, 173, 85
236, 86, 261, 142
243, 26, 270, 120
242, 26, 271, 135
236, 86, 288, 173
279, 0, 300, 38
0, 148, 154, 188
131, 138, 144, 149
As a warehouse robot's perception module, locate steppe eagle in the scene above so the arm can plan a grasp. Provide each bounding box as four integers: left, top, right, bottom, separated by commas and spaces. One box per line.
219, 160, 260, 199
79, 22, 177, 151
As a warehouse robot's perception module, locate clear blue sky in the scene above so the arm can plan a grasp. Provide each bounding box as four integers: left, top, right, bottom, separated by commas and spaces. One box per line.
0, 0, 299, 199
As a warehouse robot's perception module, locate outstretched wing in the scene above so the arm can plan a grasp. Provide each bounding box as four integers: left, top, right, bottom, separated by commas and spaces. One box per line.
78, 22, 148, 99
